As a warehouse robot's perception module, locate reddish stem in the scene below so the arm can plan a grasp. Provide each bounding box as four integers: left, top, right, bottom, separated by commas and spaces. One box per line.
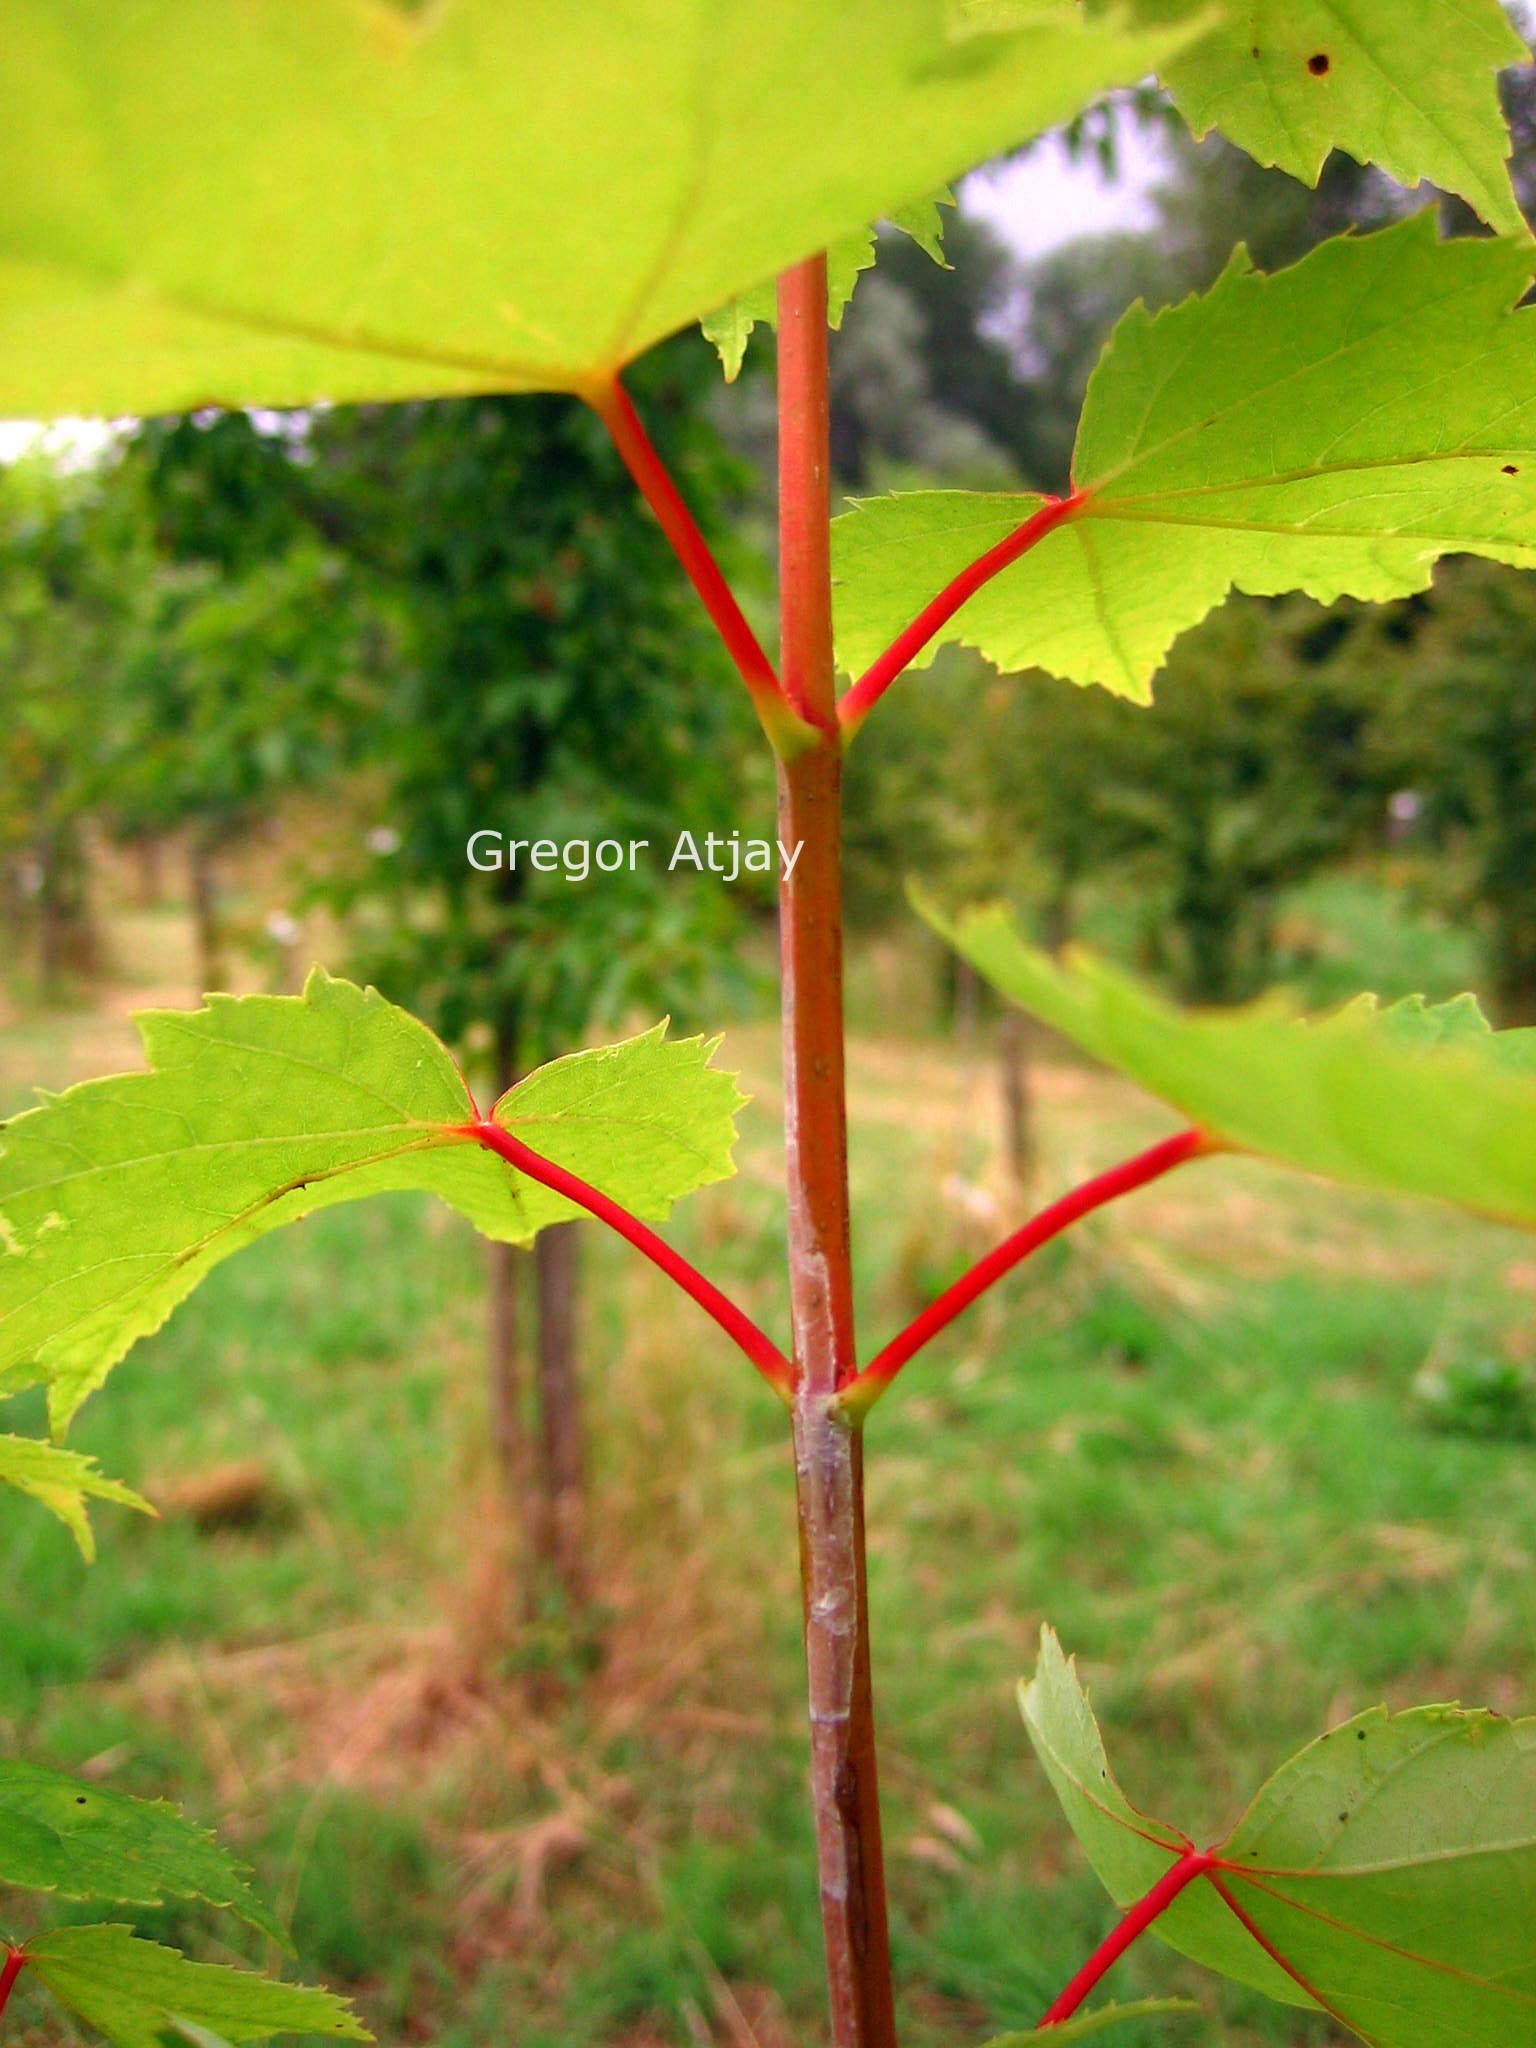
777, 254, 897, 2048
1037, 1850, 1216, 2027
461, 1118, 794, 1402
591, 377, 819, 753
0, 1947, 26, 2021
838, 490, 1090, 741
845, 1128, 1209, 1413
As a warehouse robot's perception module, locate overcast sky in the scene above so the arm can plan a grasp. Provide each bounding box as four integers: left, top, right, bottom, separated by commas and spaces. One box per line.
960, 121, 1166, 258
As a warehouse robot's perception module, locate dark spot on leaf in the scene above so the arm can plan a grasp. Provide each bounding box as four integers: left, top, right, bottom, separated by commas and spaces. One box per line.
75, 1795, 87, 1805
1338, 1811, 1350, 1823
1357, 1729, 1367, 1740
1308, 51, 1331, 74
1504, 464, 1520, 475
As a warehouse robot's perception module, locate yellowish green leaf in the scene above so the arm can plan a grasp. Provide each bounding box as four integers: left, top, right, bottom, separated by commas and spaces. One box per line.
1023, 1628, 1536, 2046
0, 1434, 151, 1559
0, 2, 1199, 417
0, 973, 744, 1433
26, 1926, 368, 2048
1162, 0, 1527, 239
0, 1763, 281, 1943
834, 218, 1536, 700
914, 890, 1536, 1228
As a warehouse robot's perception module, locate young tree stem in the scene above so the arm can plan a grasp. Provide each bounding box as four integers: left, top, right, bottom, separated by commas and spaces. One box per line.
777, 254, 897, 2048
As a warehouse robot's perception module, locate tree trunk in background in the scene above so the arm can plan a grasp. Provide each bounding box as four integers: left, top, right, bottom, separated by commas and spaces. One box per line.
485, 1022, 528, 1506
1493, 912, 1536, 1025
1485, 801, 1536, 1023
134, 835, 166, 909
486, 1238, 523, 1486
36, 847, 67, 995
189, 831, 224, 993
37, 823, 98, 993
0, 860, 25, 957
952, 953, 978, 1043
1043, 875, 1076, 954
535, 1221, 586, 1612
998, 1010, 1035, 1202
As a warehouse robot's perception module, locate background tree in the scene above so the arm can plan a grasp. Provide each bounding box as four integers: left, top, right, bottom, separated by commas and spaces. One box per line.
309, 350, 763, 1621
1334, 562, 1536, 1021
104, 415, 360, 995
999, 137, 1409, 492
0, 457, 132, 994
949, 601, 1374, 1004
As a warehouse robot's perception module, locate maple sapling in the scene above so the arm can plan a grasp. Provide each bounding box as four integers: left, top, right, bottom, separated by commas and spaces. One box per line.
3, 7, 1536, 2047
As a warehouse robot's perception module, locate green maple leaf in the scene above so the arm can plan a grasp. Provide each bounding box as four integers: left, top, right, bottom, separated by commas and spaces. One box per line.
24, 1926, 368, 2048
0, 1, 1200, 418
0, 1763, 282, 1942
967, 0, 1524, 231
834, 214, 1536, 701
0, 1434, 151, 1560
913, 891, 1536, 1228
1022, 1629, 1536, 2046
701, 190, 954, 382
1160, 0, 1528, 240
0, 972, 744, 1434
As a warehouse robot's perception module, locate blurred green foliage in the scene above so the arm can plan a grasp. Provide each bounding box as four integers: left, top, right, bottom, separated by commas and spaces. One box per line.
305, 341, 764, 1084
0, 458, 138, 992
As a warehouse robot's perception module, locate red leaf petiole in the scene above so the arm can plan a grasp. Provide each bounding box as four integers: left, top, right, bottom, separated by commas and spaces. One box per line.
459, 1117, 795, 1403
841, 1127, 1212, 1416
590, 376, 824, 755
1036, 1848, 1216, 2027
0, 1946, 26, 2021
1032, 1844, 1351, 2032
838, 488, 1091, 742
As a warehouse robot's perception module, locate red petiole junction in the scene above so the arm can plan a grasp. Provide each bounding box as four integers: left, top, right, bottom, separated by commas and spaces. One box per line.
555, 349, 1214, 2041
836, 488, 1090, 741
591, 373, 1085, 752
1036, 1842, 1349, 2031
1037, 1849, 1216, 2027
459, 1115, 796, 1403
460, 1106, 1210, 1418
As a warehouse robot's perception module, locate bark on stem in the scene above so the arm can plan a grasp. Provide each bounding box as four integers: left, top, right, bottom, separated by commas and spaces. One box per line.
777, 254, 897, 2048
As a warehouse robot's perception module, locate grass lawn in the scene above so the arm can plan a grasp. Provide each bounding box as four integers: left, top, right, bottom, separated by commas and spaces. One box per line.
2, 881, 1533, 2046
